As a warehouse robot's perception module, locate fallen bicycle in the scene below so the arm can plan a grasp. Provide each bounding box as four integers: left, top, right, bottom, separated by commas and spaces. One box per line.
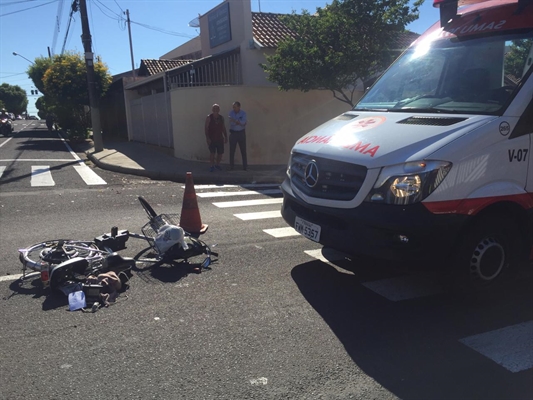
17, 196, 218, 311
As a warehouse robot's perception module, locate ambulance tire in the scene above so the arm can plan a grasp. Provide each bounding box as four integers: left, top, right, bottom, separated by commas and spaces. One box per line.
451, 215, 520, 292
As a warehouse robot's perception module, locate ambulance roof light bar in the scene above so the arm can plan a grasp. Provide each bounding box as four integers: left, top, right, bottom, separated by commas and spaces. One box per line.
433, 0, 459, 27
433, 0, 532, 27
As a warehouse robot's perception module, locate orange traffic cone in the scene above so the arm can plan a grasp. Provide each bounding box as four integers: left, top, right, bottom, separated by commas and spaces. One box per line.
180, 172, 208, 235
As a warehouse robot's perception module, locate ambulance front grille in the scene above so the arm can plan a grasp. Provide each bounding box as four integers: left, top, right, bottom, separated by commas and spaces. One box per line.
290, 152, 367, 201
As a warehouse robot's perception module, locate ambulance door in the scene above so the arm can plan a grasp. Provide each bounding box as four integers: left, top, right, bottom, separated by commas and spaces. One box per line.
523, 101, 533, 193
524, 46, 533, 193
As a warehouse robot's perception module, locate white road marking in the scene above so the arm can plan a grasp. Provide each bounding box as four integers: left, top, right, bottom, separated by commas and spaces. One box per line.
197, 189, 281, 198
0, 137, 14, 148
213, 198, 283, 208
234, 210, 281, 220
361, 275, 444, 301
0, 132, 106, 186
250, 377, 268, 385
0, 273, 24, 282
263, 226, 300, 237
304, 248, 347, 263
0, 166, 5, 178
459, 321, 533, 373
185, 183, 280, 189
57, 132, 82, 160
0, 159, 74, 162
31, 166, 55, 186
73, 164, 107, 185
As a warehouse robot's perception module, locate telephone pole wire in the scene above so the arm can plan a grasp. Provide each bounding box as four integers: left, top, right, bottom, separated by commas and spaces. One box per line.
79, 0, 103, 152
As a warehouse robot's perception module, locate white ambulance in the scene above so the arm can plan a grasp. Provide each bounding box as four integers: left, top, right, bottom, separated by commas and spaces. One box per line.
281, 0, 533, 290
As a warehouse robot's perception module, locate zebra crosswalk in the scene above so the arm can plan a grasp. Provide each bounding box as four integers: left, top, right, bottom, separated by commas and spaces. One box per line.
191, 183, 533, 373
0, 161, 107, 186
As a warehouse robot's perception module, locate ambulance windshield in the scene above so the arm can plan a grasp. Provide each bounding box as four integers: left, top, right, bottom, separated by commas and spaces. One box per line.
356, 32, 533, 115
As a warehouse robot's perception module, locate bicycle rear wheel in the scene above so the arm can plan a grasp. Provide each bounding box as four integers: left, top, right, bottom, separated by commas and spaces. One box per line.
19, 240, 105, 272
138, 196, 157, 220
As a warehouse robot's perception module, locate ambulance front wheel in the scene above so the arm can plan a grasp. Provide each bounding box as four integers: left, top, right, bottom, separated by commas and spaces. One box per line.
452, 215, 521, 291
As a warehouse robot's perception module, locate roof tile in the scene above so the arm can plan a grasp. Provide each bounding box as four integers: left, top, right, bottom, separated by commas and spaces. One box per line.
251, 12, 420, 51
140, 59, 194, 76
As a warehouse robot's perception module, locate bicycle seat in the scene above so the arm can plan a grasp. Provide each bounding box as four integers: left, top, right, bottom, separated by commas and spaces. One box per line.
103, 253, 135, 272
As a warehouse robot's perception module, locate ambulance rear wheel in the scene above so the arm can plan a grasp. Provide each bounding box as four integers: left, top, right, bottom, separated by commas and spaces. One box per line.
452, 216, 520, 291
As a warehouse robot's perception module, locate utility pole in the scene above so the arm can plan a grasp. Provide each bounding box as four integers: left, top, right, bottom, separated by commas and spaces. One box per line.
125, 9, 136, 78
79, 0, 103, 152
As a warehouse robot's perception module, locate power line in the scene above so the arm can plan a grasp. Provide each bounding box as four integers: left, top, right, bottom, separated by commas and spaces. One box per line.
51, 0, 65, 56
130, 20, 195, 38
87, 1, 194, 38
113, 0, 122, 13
92, 0, 119, 19
0, 0, 57, 17
60, 0, 77, 54
0, 0, 43, 5
0, 72, 27, 78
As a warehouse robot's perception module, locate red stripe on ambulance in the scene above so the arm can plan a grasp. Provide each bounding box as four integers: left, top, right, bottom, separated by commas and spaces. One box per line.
423, 193, 533, 215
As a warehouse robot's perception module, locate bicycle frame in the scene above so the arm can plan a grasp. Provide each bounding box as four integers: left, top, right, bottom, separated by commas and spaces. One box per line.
17, 197, 217, 288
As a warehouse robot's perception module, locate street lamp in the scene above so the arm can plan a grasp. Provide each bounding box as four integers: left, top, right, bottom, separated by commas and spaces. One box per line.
12, 52, 34, 65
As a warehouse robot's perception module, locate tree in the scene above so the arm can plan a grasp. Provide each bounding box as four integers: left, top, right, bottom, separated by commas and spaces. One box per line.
0, 83, 29, 114
27, 52, 111, 136
26, 57, 53, 95
505, 39, 533, 80
261, 0, 424, 106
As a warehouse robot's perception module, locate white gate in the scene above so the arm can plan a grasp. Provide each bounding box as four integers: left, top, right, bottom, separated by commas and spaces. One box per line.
130, 92, 173, 148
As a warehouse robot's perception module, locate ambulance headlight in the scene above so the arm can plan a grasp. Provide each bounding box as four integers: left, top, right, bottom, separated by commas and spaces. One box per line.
366, 161, 451, 205
286, 152, 293, 178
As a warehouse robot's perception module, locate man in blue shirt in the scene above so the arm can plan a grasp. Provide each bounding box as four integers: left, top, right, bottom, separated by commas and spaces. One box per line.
228, 101, 248, 171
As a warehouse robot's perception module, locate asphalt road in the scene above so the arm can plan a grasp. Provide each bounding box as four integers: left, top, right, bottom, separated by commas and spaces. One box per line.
0, 122, 532, 400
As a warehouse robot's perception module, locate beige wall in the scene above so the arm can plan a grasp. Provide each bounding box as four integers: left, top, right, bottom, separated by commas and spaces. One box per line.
160, 37, 202, 60
170, 86, 356, 165
240, 47, 277, 86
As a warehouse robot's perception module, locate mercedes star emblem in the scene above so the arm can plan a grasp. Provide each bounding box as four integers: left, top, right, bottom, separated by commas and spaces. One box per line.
304, 161, 319, 188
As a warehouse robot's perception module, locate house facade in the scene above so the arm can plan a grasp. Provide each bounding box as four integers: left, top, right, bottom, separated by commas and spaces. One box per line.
120, 0, 418, 165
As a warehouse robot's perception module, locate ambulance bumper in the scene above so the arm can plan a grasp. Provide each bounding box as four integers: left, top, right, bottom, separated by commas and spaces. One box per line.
280, 178, 468, 262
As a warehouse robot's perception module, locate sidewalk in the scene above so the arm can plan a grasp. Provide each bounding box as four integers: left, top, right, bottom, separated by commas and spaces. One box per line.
83, 140, 287, 185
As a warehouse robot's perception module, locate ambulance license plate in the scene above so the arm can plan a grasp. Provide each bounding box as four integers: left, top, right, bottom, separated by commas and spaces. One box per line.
295, 217, 321, 242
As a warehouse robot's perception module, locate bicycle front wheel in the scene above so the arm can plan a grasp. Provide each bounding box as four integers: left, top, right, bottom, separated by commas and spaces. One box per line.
19, 240, 105, 272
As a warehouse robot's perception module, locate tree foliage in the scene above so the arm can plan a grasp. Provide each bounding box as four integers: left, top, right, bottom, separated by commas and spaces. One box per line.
27, 57, 53, 94
505, 39, 533, 80
261, 0, 424, 106
0, 83, 29, 114
27, 52, 111, 135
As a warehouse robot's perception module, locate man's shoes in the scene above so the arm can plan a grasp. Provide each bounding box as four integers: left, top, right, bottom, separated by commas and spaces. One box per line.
215, 165, 222, 171
209, 166, 215, 172
243, 167, 247, 171
229, 166, 234, 171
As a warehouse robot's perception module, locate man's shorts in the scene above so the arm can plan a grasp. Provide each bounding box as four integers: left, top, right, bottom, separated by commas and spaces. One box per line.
209, 142, 224, 154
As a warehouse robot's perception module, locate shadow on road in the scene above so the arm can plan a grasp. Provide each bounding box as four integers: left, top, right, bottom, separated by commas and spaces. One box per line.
7, 277, 68, 311
132, 247, 205, 284
291, 254, 533, 400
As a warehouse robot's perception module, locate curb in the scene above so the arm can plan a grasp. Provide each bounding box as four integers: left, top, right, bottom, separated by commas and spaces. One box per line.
86, 151, 285, 185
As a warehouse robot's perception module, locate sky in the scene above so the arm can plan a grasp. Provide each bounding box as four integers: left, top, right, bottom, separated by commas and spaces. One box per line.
0, 0, 440, 116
